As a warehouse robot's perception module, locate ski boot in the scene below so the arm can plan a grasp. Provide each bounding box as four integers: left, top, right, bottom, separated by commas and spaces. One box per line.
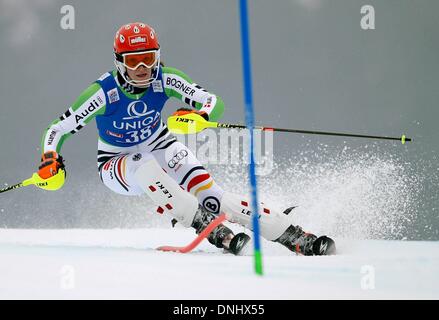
191, 205, 250, 255
275, 224, 336, 256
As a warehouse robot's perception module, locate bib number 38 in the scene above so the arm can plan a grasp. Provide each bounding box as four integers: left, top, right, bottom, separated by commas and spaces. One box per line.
126, 127, 152, 143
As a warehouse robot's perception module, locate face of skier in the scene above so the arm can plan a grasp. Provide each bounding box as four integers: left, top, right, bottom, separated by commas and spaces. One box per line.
126, 65, 152, 85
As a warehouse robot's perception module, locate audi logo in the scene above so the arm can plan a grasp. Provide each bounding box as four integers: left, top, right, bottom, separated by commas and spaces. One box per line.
168, 150, 188, 168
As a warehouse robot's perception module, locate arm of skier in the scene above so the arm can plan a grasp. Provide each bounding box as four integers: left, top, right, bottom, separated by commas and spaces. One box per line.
162, 66, 225, 121
38, 83, 107, 179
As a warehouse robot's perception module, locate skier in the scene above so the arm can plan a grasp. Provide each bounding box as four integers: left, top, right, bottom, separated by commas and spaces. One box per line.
38, 22, 335, 256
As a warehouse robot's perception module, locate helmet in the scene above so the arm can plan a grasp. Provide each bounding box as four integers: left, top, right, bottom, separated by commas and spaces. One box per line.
114, 22, 161, 87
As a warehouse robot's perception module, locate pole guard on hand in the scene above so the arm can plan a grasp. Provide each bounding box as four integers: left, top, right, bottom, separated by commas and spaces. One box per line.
167, 113, 217, 135
30, 169, 66, 191
1, 169, 66, 194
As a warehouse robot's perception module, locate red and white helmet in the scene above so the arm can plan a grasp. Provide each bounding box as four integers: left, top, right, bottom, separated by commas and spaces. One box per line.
114, 22, 161, 87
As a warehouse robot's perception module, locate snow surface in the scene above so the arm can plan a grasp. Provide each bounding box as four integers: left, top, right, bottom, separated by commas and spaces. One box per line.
0, 228, 438, 299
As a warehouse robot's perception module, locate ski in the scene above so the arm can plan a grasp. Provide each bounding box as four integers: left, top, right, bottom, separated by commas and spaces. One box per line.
156, 213, 226, 253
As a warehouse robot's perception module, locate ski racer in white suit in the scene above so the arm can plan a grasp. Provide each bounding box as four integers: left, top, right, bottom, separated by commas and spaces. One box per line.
38, 22, 335, 256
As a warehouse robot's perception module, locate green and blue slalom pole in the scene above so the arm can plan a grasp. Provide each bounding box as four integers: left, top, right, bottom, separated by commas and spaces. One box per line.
239, 0, 263, 275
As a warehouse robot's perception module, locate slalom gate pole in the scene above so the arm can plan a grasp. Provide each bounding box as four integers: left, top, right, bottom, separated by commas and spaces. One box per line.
239, 0, 263, 276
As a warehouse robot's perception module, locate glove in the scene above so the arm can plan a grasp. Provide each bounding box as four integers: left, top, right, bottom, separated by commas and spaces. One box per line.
38, 151, 65, 179
172, 108, 209, 121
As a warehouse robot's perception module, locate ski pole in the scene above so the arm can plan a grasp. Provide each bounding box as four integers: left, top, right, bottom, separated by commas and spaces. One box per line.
0, 169, 66, 194
0, 177, 35, 194
167, 113, 412, 144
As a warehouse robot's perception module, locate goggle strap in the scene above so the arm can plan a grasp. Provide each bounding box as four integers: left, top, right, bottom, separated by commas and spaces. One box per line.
114, 52, 124, 63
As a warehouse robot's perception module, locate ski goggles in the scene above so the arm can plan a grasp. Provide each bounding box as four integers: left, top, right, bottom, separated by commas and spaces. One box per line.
122, 50, 159, 70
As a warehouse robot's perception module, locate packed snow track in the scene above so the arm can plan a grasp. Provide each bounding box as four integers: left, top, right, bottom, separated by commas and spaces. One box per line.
0, 228, 438, 299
